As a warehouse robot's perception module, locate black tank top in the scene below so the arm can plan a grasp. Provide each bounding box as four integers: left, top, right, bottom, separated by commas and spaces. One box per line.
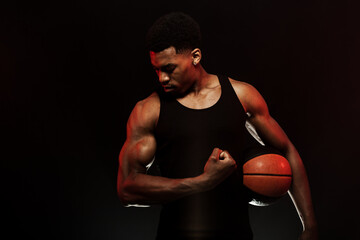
153, 75, 253, 240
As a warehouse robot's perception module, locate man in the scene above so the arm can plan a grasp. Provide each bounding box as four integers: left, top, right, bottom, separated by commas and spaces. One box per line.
117, 12, 318, 240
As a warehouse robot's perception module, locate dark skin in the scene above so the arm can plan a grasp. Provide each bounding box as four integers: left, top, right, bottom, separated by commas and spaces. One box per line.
117, 46, 318, 239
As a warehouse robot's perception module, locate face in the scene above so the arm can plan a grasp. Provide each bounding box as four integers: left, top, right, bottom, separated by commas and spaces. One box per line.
150, 46, 196, 95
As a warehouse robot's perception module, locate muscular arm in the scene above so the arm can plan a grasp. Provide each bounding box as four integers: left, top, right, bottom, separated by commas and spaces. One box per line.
231, 80, 318, 238
117, 93, 235, 205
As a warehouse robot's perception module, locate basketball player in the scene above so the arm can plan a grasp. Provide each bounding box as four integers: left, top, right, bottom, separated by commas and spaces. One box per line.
117, 12, 318, 240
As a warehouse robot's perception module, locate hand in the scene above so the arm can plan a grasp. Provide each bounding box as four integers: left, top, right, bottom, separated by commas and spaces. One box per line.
202, 148, 237, 190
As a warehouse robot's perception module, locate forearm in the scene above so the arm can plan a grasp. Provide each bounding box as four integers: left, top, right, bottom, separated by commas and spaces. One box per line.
285, 144, 317, 230
119, 172, 208, 205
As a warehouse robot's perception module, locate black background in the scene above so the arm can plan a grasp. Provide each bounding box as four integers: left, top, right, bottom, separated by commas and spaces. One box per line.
2, 0, 359, 239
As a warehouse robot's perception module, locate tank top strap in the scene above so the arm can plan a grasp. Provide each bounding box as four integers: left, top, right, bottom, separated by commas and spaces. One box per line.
218, 74, 231, 88
217, 74, 246, 114
218, 74, 236, 100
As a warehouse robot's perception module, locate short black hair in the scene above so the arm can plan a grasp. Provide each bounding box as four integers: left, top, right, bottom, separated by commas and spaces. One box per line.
145, 12, 202, 53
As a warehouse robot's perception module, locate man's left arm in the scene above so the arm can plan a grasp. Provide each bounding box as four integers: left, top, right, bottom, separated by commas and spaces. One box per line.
232, 80, 318, 239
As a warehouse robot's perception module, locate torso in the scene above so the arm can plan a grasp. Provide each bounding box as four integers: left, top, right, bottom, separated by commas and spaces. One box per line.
152, 75, 253, 240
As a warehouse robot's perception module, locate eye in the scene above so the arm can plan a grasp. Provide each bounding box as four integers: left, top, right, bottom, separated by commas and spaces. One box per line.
163, 65, 176, 73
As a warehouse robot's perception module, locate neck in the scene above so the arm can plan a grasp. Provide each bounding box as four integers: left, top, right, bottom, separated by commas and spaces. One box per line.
189, 66, 215, 95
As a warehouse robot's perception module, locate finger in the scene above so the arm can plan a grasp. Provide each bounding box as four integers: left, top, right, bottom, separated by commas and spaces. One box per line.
219, 151, 225, 159
211, 148, 222, 160
219, 150, 229, 159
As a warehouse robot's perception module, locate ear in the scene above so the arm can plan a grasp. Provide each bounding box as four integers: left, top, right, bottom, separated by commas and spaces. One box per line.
191, 48, 202, 66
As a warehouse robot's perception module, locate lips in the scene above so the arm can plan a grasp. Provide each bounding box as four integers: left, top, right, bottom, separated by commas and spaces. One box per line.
163, 85, 175, 90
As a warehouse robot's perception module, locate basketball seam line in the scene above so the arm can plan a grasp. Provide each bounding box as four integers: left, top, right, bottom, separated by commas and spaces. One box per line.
243, 173, 292, 177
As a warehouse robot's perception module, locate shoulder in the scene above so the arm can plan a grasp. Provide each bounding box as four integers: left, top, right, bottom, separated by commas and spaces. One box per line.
133, 92, 160, 117
228, 77, 268, 115
127, 92, 160, 135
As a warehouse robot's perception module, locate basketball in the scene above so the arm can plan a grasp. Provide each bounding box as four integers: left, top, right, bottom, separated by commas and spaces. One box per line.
243, 146, 292, 206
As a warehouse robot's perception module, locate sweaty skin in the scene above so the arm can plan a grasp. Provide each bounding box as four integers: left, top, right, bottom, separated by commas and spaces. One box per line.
117, 46, 318, 239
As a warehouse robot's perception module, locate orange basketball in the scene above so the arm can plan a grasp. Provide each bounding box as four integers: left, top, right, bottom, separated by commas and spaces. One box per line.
243, 153, 292, 197
242, 146, 292, 205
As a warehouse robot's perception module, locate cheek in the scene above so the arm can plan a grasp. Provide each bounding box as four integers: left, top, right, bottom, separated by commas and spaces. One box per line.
180, 63, 192, 76
172, 62, 192, 85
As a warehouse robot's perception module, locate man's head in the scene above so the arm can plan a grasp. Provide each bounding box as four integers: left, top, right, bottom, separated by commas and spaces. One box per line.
146, 12, 202, 53
146, 12, 203, 95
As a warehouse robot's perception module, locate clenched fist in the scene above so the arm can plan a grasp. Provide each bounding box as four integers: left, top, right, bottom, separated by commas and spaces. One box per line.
202, 148, 237, 190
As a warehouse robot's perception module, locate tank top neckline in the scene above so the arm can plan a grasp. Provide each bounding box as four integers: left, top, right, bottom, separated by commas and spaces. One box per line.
173, 75, 223, 111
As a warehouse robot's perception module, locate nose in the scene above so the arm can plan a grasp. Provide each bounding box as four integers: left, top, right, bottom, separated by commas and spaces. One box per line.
159, 71, 170, 85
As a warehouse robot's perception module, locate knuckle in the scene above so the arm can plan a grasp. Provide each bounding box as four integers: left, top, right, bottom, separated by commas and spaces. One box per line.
210, 155, 217, 161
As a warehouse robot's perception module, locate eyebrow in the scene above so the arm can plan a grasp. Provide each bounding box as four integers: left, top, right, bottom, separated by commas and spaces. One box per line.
153, 63, 177, 71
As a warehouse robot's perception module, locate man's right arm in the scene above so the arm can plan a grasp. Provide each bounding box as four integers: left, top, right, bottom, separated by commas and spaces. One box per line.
117, 94, 236, 206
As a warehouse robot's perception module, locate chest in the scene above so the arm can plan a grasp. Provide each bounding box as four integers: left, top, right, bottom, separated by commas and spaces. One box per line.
155, 96, 246, 152
176, 87, 221, 110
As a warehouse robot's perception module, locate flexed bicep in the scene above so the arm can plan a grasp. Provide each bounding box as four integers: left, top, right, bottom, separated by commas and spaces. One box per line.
119, 133, 157, 179
117, 95, 159, 202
